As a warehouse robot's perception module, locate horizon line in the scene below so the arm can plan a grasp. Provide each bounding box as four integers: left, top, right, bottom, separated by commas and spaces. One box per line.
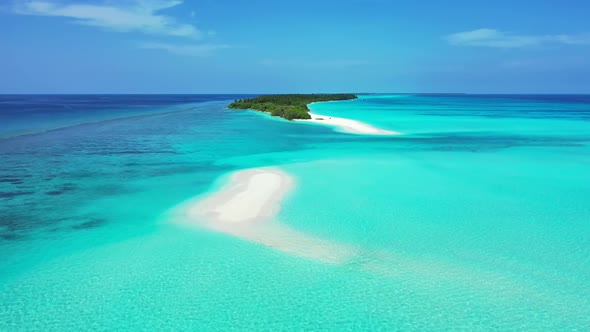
1, 92, 590, 96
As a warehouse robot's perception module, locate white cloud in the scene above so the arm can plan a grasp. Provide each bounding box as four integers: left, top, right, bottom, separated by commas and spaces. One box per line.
446, 28, 590, 48
500, 56, 590, 70
14, 0, 202, 38
140, 42, 230, 56
260, 59, 371, 69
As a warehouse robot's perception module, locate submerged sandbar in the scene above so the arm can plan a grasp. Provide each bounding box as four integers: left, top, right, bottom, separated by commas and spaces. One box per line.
171, 167, 357, 264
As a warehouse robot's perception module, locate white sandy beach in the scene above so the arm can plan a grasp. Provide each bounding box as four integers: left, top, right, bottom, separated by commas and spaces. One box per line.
173, 167, 358, 264
295, 112, 400, 135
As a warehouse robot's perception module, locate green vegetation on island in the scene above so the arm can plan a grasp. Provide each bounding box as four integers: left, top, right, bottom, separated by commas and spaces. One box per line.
228, 94, 357, 120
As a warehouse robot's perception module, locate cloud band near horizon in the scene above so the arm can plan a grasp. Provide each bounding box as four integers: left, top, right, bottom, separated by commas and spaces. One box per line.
446, 28, 590, 48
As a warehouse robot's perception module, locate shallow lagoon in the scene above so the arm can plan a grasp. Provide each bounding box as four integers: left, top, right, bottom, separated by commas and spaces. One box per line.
1, 94, 589, 330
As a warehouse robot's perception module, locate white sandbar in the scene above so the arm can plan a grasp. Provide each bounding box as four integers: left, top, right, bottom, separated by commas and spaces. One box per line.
172, 167, 357, 264
170, 168, 529, 298
295, 112, 400, 135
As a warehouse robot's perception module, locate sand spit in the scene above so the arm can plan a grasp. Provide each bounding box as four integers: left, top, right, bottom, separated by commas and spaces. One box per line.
170, 167, 542, 301
295, 112, 400, 135
172, 167, 358, 264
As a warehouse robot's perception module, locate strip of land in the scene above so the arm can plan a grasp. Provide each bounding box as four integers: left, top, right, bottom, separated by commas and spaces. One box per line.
296, 112, 400, 135
171, 167, 358, 264
228, 94, 357, 120
228, 94, 399, 135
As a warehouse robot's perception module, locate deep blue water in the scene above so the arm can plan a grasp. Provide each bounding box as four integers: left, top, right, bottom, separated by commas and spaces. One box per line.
0, 94, 256, 138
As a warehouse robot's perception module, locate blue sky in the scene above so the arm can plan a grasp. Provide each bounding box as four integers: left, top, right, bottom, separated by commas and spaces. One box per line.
1, 0, 589, 93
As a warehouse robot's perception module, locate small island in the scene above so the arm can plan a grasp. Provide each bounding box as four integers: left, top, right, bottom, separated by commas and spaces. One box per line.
228, 94, 357, 120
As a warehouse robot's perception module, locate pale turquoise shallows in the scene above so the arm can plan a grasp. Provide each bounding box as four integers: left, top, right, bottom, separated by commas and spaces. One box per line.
1, 94, 589, 330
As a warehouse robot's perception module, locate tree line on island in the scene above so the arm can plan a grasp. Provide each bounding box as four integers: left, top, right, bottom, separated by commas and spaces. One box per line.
228, 94, 357, 120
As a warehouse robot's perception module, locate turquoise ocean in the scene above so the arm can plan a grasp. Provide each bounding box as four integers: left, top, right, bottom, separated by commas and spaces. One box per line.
1, 94, 589, 330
